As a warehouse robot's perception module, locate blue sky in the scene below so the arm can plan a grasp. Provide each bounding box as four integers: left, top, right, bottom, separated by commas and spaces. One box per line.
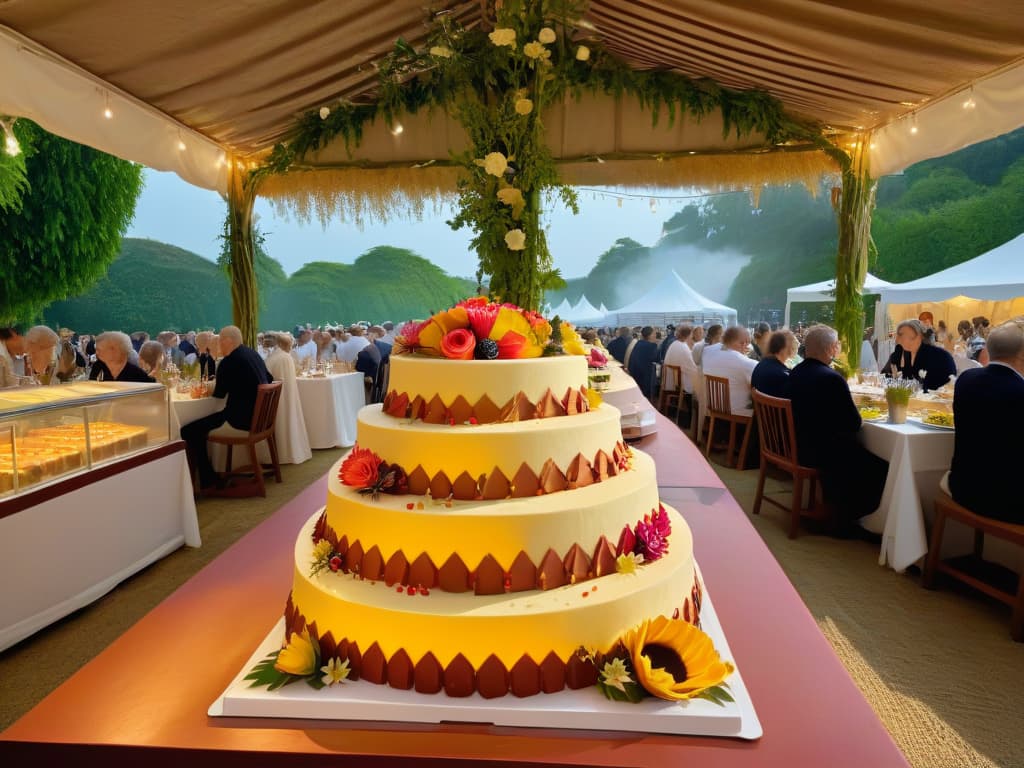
126, 169, 697, 280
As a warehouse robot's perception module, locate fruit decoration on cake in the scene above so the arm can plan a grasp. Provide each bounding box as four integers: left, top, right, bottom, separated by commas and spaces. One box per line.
245, 297, 734, 707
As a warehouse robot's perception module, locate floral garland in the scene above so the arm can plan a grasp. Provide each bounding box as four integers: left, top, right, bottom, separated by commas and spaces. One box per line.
259, 0, 830, 312
395, 296, 585, 359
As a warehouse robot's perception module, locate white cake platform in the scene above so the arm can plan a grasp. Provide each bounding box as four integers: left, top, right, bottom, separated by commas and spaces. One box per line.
210, 581, 762, 740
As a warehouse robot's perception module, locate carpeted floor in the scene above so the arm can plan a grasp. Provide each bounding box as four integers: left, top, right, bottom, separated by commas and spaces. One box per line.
1, 438, 1022, 768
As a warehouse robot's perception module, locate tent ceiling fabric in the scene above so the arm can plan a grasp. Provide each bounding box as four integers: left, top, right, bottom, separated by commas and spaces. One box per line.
2, 0, 1023, 187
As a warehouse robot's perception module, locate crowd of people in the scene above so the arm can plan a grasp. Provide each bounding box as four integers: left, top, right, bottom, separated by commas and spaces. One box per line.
596, 313, 1023, 530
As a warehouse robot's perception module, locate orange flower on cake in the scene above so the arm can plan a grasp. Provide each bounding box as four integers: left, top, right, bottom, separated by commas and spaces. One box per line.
338, 445, 380, 489
416, 305, 470, 355
440, 328, 476, 360
274, 628, 317, 676
489, 306, 545, 358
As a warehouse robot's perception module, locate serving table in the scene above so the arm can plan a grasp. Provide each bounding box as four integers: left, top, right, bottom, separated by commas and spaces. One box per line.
0, 399, 907, 766
295, 372, 364, 449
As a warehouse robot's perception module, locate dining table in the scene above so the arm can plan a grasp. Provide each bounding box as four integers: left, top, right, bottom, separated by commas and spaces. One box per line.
295, 371, 364, 449
859, 417, 1023, 574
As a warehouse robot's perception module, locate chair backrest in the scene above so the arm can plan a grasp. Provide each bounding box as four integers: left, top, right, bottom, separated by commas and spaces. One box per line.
370, 358, 391, 404
661, 363, 682, 393
704, 374, 732, 414
751, 388, 798, 465
250, 382, 283, 439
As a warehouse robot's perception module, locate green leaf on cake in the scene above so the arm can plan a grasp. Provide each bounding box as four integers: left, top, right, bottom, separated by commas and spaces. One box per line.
694, 683, 735, 707
244, 651, 305, 691
596, 679, 648, 703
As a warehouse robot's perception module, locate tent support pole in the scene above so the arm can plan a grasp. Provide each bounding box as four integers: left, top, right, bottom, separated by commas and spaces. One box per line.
226, 161, 259, 346
833, 138, 876, 370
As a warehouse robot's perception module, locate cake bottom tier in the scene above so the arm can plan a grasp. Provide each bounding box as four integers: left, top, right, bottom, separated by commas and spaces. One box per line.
286, 505, 701, 698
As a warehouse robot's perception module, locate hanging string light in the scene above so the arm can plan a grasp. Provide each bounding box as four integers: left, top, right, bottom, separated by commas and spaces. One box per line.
103, 90, 113, 119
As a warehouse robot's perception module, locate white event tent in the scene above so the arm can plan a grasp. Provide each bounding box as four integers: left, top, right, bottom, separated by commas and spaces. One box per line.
784, 272, 894, 326
566, 295, 605, 326
548, 297, 574, 319
605, 271, 737, 328
876, 233, 1024, 334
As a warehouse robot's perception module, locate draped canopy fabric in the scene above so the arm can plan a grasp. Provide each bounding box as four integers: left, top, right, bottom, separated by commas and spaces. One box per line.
1, 1, 1024, 192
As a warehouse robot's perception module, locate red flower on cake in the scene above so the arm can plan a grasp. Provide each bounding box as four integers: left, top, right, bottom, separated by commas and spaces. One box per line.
634, 505, 672, 562
440, 328, 476, 359
339, 445, 381, 489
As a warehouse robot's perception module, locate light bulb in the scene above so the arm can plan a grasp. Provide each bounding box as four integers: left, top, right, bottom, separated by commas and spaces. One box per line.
103, 106, 113, 119
910, 124, 918, 135
177, 139, 187, 151
962, 97, 976, 110
390, 122, 404, 136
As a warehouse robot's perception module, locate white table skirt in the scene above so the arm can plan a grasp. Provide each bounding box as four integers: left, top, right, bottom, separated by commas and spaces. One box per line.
0, 446, 199, 652
296, 372, 364, 449
859, 421, 1023, 575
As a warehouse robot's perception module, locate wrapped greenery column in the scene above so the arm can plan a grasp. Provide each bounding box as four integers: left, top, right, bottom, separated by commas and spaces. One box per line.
832, 140, 876, 371
226, 162, 259, 345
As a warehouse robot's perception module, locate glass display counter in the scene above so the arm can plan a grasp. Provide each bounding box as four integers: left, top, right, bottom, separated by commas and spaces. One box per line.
0, 381, 170, 497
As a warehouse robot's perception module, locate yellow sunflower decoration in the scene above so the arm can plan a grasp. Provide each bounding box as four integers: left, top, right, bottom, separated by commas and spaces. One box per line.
621, 616, 734, 701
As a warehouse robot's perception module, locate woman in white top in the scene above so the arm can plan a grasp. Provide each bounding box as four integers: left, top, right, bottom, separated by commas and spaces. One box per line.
264, 333, 312, 465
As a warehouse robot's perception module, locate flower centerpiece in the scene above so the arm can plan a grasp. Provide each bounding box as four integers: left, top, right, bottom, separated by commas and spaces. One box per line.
883, 376, 914, 424
395, 296, 586, 360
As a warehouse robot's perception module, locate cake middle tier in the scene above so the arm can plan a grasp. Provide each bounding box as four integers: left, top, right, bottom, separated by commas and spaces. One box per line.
356, 402, 625, 484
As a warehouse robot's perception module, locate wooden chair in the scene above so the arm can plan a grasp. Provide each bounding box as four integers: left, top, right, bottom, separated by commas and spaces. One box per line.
207, 382, 283, 497
703, 374, 754, 469
657, 363, 682, 415
751, 389, 826, 538
922, 491, 1024, 641
370, 357, 390, 404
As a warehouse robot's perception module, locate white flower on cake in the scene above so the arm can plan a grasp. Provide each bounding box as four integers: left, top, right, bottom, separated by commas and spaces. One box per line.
599, 658, 634, 693
538, 27, 556, 44
320, 657, 351, 686
482, 151, 509, 177
504, 228, 526, 250
488, 27, 516, 47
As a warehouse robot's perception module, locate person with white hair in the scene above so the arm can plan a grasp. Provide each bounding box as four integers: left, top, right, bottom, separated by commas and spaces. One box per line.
263, 332, 312, 465
946, 319, 1024, 523
180, 325, 273, 492
88, 331, 155, 382
788, 324, 888, 535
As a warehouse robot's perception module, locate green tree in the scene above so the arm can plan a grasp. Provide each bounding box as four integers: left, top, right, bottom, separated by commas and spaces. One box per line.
0, 120, 144, 322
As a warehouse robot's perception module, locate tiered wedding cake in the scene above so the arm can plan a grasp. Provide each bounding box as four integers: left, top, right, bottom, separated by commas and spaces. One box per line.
259, 300, 731, 703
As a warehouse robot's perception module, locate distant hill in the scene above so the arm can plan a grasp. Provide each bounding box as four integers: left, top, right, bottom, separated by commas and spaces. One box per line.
44, 239, 478, 334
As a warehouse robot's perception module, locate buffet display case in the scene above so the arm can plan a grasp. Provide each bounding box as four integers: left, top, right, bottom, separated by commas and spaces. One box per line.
0, 381, 170, 497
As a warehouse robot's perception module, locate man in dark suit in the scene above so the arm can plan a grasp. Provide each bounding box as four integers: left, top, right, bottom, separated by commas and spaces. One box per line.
606, 326, 632, 364
948, 320, 1024, 523
627, 326, 660, 399
751, 330, 796, 399
658, 324, 676, 362
789, 325, 887, 534
181, 325, 273, 491
355, 339, 382, 403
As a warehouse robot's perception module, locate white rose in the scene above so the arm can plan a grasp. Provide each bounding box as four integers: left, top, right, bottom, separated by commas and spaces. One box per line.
482, 152, 509, 177
319, 106, 330, 120
505, 228, 526, 250
488, 28, 516, 47
514, 97, 533, 115
576, 45, 591, 61
538, 27, 556, 44
429, 45, 453, 58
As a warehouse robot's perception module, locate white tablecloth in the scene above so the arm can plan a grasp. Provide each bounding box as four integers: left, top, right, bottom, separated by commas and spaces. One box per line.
859, 421, 1023, 575
0, 446, 199, 651
596, 363, 658, 438
296, 372, 364, 449
170, 395, 222, 438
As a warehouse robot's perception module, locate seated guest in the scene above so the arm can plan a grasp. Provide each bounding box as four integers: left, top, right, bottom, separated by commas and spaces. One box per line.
180, 325, 273, 491
881, 319, 956, 391
749, 322, 771, 361
658, 324, 676, 362
23, 326, 62, 385
663, 325, 698, 426
626, 326, 660, 399
355, 337, 382, 403
789, 325, 887, 533
947, 319, 1024, 523
178, 331, 198, 357
157, 331, 186, 368
263, 333, 312, 465
334, 325, 371, 364
606, 326, 632, 364
293, 329, 318, 368
368, 325, 392, 360
137, 340, 165, 377
751, 329, 797, 399
0, 326, 28, 387
693, 323, 723, 368
702, 325, 757, 415
195, 331, 217, 378
89, 331, 155, 382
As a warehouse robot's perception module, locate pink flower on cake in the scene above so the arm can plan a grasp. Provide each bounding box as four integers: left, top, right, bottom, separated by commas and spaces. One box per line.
588, 348, 608, 367
635, 505, 671, 562
339, 445, 381, 489
440, 328, 476, 359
